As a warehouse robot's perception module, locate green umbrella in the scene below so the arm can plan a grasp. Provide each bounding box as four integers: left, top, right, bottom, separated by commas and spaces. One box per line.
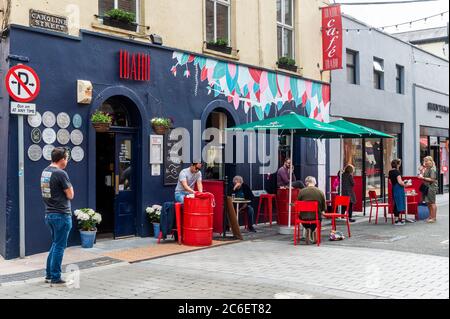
227, 112, 360, 229
228, 112, 359, 139
329, 119, 394, 138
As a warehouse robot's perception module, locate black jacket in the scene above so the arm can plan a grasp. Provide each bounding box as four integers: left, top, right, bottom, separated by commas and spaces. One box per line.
228, 183, 255, 201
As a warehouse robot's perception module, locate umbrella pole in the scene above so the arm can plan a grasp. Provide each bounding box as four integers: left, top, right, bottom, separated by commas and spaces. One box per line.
340, 136, 343, 196
288, 130, 294, 228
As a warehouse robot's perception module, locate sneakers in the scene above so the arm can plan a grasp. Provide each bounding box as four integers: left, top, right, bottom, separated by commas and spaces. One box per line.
44, 277, 52, 283
349, 218, 356, 223
50, 279, 67, 285
248, 227, 257, 233
394, 220, 405, 226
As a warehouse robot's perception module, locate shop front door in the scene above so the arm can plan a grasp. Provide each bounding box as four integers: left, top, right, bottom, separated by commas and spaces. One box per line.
114, 133, 137, 238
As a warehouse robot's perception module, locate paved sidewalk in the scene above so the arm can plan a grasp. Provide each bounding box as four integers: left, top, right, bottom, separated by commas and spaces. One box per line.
0, 239, 447, 299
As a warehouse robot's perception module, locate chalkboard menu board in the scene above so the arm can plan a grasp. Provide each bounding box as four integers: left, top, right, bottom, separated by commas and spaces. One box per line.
164, 130, 183, 186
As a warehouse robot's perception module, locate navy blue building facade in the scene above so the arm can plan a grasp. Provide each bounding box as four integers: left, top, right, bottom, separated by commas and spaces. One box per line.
0, 25, 330, 259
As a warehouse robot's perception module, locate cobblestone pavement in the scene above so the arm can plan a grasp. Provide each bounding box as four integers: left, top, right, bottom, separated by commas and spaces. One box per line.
0, 237, 448, 299
0, 201, 447, 299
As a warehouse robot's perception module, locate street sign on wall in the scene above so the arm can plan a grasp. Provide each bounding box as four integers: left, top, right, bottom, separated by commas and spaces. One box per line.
5, 65, 41, 102
10, 102, 36, 115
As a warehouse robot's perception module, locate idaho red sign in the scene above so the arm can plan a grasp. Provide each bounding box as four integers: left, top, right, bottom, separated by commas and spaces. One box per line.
119, 50, 150, 81
322, 5, 343, 71
5, 65, 41, 102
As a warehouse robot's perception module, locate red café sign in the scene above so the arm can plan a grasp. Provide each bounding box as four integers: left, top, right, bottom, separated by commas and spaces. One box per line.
119, 50, 151, 81
322, 5, 343, 71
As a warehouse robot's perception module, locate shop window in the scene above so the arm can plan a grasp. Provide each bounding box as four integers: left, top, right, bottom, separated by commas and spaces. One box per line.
205, 111, 228, 180
346, 49, 359, 85
396, 65, 404, 94
205, 0, 231, 47
373, 57, 384, 90
277, 0, 295, 59
99, 0, 139, 23
440, 139, 449, 192
343, 138, 363, 176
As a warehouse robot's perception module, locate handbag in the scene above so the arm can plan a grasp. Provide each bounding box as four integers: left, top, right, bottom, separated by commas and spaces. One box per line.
419, 183, 429, 196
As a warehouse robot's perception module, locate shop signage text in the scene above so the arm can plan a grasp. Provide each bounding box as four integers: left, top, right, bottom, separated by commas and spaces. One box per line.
10, 102, 36, 115
428, 103, 449, 114
119, 50, 151, 81
29, 10, 68, 34
322, 5, 343, 71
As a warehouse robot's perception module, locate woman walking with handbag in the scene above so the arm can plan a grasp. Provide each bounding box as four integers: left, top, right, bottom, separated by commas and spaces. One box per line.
419, 156, 439, 223
389, 159, 407, 226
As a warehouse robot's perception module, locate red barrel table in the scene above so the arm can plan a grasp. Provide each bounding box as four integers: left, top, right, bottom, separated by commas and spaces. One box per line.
183, 197, 214, 246
276, 188, 300, 226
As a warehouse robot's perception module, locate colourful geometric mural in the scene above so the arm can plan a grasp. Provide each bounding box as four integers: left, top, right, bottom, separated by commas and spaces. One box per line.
171, 51, 330, 121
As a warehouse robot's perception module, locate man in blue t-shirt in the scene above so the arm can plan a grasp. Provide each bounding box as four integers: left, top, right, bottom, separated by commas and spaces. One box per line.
41, 147, 74, 285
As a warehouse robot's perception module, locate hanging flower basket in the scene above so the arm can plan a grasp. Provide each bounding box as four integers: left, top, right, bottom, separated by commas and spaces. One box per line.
92, 122, 111, 133
151, 118, 172, 135
91, 111, 113, 133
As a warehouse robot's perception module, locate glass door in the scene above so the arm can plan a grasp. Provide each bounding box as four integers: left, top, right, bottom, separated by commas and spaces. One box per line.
365, 138, 383, 197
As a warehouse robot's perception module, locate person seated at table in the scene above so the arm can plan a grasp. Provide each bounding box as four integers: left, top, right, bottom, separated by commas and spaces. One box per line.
174, 162, 203, 204
297, 176, 326, 244
277, 158, 296, 188
228, 175, 256, 232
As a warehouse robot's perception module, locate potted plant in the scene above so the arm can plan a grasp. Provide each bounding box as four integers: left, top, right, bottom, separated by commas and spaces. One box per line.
206, 38, 232, 55
151, 117, 172, 135
277, 57, 298, 72
146, 205, 162, 238
74, 209, 102, 248
103, 8, 138, 32
91, 110, 112, 132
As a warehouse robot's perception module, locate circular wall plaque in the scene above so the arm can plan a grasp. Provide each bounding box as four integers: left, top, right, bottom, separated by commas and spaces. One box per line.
43, 145, 55, 161
28, 145, 42, 162
27, 112, 42, 128
57, 129, 70, 145
42, 111, 56, 128
42, 128, 57, 144
70, 129, 83, 146
57, 112, 71, 129
31, 128, 42, 144
73, 114, 82, 129
71, 146, 84, 162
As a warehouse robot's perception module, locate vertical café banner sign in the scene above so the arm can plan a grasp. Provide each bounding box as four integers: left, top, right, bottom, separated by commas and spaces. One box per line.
322, 5, 343, 71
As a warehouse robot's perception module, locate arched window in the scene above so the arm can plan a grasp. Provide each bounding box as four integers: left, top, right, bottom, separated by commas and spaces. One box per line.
99, 96, 132, 127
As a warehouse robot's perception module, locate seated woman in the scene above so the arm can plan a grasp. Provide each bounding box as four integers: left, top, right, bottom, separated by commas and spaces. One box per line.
297, 176, 326, 244
228, 176, 256, 232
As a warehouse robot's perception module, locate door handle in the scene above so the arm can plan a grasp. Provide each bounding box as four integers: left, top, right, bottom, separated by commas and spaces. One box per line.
115, 175, 119, 195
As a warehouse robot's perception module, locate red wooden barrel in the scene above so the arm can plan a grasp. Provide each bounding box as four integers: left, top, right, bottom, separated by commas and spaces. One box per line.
183, 197, 214, 246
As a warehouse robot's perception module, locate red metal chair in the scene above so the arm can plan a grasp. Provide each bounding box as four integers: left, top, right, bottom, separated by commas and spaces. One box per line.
256, 194, 276, 226
158, 203, 182, 245
293, 201, 321, 246
368, 191, 392, 224
323, 195, 352, 238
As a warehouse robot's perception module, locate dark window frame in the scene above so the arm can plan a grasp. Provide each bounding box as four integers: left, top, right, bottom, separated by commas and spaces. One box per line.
396, 64, 405, 94
346, 49, 359, 85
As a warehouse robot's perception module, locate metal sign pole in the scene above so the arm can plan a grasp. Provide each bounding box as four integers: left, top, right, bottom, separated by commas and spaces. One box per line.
18, 115, 25, 258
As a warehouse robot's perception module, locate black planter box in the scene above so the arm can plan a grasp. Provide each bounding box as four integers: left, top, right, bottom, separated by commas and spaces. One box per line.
206, 43, 233, 55
103, 16, 138, 32
278, 63, 298, 72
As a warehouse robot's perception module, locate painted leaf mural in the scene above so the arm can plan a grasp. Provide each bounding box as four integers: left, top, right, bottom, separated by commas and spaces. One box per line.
171, 51, 330, 121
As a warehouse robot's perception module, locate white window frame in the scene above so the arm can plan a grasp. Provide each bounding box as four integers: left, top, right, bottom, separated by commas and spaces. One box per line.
277, 0, 295, 59
206, 0, 231, 45
101, 0, 140, 23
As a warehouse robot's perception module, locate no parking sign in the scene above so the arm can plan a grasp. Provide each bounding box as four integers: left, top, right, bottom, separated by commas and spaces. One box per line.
5, 65, 40, 102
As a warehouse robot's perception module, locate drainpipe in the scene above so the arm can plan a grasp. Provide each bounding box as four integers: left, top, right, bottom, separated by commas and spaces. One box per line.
413, 84, 418, 175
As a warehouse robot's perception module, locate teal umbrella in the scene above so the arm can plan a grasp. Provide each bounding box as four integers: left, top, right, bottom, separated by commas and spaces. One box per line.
228, 112, 360, 229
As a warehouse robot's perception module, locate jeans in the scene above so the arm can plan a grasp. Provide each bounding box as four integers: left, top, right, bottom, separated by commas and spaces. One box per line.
247, 205, 255, 227
45, 213, 72, 281
175, 191, 190, 204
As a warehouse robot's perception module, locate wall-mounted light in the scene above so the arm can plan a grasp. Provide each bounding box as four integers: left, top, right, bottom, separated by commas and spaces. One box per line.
150, 34, 163, 46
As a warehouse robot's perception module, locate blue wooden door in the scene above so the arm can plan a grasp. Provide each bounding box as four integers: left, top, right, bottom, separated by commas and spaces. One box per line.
114, 133, 137, 238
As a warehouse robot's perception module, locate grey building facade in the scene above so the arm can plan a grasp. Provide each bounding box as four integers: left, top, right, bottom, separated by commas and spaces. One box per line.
330, 15, 449, 201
